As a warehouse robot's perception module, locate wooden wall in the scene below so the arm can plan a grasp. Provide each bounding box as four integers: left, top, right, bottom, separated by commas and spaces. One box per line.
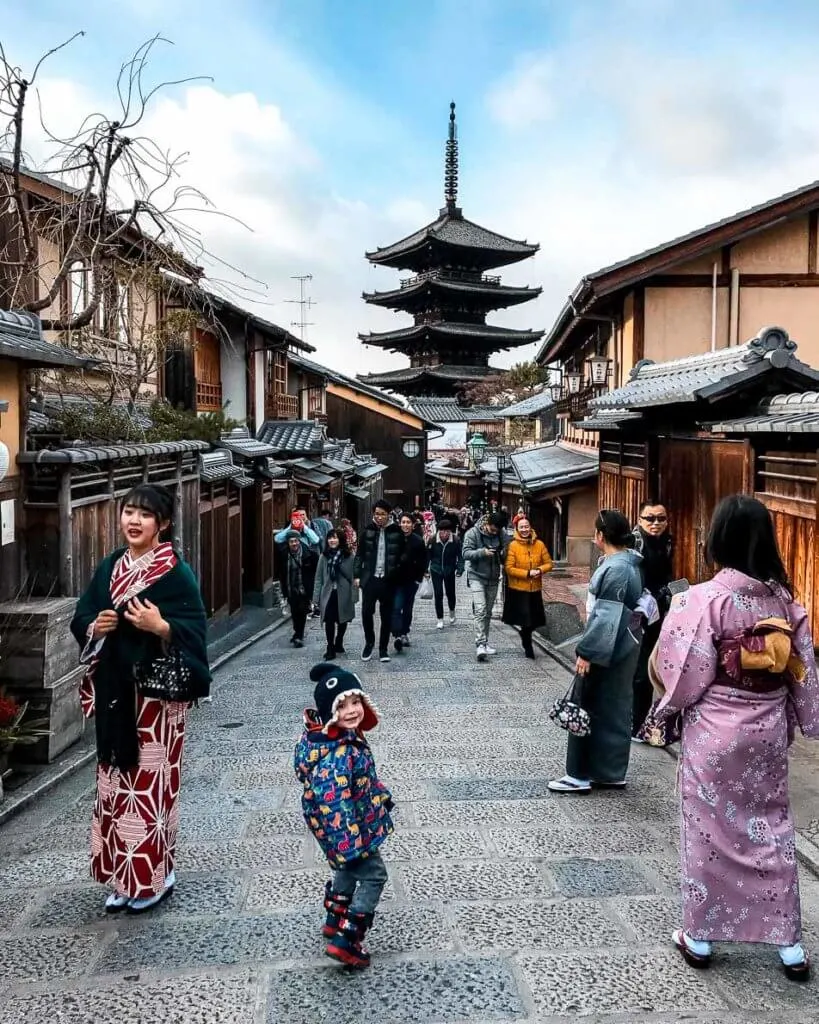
326, 393, 425, 509
598, 437, 648, 526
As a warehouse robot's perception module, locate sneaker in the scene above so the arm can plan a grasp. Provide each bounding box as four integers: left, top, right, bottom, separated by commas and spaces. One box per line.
449, 613, 456, 625
548, 776, 591, 794
436, 620, 444, 629
401, 635, 411, 647
293, 638, 304, 648
476, 644, 488, 662
484, 645, 497, 656
393, 637, 404, 653
379, 651, 391, 663
361, 644, 374, 661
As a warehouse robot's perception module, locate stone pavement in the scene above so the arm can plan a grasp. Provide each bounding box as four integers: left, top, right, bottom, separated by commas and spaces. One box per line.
1, 579, 818, 1023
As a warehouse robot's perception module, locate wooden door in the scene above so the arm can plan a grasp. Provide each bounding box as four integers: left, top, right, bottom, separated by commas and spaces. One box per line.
658, 437, 750, 583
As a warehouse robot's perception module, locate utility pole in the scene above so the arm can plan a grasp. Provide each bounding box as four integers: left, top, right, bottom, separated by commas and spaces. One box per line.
285, 274, 316, 345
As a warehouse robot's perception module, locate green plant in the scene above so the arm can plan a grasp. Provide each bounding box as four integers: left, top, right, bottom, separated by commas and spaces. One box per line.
144, 400, 242, 444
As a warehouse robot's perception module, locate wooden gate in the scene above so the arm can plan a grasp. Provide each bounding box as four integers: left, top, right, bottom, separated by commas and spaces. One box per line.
657, 437, 751, 583
598, 438, 648, 524
199, 481, 243, 618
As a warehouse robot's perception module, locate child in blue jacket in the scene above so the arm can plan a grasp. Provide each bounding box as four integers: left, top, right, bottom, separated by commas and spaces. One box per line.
294, 662, 393, 968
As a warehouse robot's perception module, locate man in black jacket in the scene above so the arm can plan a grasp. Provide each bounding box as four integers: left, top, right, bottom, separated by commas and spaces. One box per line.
391, 512, 429, 652
353, 500, 403, 662
631, 501, 674, 737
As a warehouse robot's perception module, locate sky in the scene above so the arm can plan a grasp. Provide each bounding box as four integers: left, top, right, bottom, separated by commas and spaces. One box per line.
5, 0, 819, 380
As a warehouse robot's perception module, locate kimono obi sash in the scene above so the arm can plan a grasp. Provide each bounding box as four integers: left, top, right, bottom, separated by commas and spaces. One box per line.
715, 617, 808, 693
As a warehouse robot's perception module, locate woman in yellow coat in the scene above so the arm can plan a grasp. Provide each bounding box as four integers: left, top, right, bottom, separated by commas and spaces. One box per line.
502, 517, 553, 659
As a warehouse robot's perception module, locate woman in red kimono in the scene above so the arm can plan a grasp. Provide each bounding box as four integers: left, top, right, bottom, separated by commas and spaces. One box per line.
71, 483, 210, 914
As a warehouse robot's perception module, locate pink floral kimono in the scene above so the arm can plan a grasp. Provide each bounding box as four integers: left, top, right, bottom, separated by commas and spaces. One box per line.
656, 569, 819, 945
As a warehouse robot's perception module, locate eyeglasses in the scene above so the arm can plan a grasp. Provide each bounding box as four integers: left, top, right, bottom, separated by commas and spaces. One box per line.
640, 515, 667, 524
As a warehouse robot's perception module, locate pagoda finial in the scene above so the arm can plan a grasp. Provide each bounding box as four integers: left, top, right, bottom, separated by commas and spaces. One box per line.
444, 100, 459, 212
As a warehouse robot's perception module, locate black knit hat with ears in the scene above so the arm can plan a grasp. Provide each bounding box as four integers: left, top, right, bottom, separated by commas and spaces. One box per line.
309, 662, 380, 731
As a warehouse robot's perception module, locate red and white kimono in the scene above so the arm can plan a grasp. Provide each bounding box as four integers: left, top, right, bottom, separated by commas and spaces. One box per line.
79, 543, 189, 899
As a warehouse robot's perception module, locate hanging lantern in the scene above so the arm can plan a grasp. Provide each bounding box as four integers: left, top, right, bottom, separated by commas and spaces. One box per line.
549, 382, 563, 402
466, 432, 489, 468
566, 370, 582, 394
0, 440, 8, 483
586, 354, 611, 386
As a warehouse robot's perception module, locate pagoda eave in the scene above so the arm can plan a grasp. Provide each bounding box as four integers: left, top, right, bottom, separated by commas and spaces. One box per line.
366, 238, 539, 274
358, 323, 543, 350
361, 279, 541, 312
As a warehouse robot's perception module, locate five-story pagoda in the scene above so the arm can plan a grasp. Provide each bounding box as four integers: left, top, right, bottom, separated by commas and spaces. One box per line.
358, 103, 543, 398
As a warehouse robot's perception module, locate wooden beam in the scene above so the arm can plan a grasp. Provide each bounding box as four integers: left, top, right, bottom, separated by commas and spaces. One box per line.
809, 211, 818, 274
646, 272, 819, 288
633, 288, 645, 363
721, 246, 731, 275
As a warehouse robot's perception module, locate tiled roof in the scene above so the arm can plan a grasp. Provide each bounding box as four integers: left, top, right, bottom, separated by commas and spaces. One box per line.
709, 392, 819, 433
199, 449, 245, 483
256, 419, 325, 454
359, 322, 542, 347
18, 440, 207, 464
408, 397, 503, 423
258, 458, 289, 479
363, 278, 541, 309
287, 352, 411, 412
497, 389, 554, 417
366, 210, 538, 266
589, 327, 819, 412
0, 311, 88, 368
361, 364, 503, 387
218, 427, 280, 459
511, 442, 599, 492
353, 461, 388, 479
578, 409, 644, 431
346, 485, 371, 500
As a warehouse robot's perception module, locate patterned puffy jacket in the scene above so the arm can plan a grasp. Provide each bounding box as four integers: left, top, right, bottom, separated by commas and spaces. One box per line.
294, 711, 394, 868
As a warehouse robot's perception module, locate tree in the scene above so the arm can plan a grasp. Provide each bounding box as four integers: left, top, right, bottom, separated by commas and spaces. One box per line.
0, 34, 232, 406
460, 359, 547, 407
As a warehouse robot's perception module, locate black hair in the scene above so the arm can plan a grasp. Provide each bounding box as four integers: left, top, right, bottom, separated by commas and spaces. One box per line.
594, 508, 633, 548
639, 498, 666, 514
706, 494, 791, 591
488, 512, 505, 529
399, 511, 414, 522
121, 484, 174, 525
324, 528, 350, 557
373, 499, 392, 513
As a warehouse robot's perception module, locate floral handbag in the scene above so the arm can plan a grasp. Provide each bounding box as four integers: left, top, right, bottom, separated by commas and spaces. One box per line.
133, 646, 197, 702
636, 699, 681, 747
549, 674, 591, 737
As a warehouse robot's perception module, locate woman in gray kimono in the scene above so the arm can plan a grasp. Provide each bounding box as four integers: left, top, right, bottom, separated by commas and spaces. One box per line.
549, 509, 644, 794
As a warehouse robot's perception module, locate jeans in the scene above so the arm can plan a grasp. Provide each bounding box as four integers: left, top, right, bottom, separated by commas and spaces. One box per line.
468, 576, 498, 647
333, 850, 389, 914
432, 573, 456, 620
361, 578, 395, 654
391, 581, 419, 637
290, 593, 310, 640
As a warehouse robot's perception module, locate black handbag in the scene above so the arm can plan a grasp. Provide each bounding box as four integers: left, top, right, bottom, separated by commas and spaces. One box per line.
549, 673, 592, 737
134, 646, 197, 702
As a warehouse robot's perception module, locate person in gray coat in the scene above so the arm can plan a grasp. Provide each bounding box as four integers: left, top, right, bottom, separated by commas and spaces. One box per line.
461, 512, 505, 662
312, 530, 357, 659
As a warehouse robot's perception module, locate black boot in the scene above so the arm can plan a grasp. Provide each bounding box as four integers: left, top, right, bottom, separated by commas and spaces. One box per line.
335, 625, 347, 655
322, 881, 351, 938
521, 629, 535, 659
322, 646, 336, 660
326, 910, 375, 969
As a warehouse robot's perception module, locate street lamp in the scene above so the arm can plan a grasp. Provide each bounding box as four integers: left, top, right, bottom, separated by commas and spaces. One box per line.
549, 381, 563, 402
497, 450, 513, 511
586, 354, 612, 387
566, 369, 583, 394
466, 432, 488, 469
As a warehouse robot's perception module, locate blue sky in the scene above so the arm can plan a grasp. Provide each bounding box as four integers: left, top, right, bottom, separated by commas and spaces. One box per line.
5, 0, 819, 374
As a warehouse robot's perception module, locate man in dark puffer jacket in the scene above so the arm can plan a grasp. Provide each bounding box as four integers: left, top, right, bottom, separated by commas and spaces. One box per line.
353, 500, 403, 663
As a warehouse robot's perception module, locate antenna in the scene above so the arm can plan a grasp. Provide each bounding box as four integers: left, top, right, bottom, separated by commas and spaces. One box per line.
285, 274, 316, 343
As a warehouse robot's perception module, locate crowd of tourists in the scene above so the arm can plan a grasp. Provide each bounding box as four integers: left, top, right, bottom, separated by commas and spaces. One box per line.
69, 483, 819, 983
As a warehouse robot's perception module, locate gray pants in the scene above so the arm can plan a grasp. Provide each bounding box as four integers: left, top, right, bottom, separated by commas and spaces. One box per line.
333, 850, 388, 914
468, 576, 498, 647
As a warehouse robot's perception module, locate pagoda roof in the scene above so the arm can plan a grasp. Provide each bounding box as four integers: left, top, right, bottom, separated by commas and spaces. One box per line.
359, 364, 502, 388
359, 321, 543, 350
363, 274, 541, 311
366, 210, 538, 271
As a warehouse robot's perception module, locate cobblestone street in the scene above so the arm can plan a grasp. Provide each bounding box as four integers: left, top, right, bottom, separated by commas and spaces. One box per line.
1, 579, 818, 1023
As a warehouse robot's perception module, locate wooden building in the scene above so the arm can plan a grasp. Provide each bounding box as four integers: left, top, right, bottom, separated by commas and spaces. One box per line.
0, 311, 87, 598
580, 325, 819, 633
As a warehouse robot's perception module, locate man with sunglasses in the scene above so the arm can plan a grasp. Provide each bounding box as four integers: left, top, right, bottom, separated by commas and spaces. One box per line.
631, 501, 674, 739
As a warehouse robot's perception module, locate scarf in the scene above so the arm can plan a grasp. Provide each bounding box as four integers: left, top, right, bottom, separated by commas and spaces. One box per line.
70, 542, 210, 770
327, 549, 343, 583
288, 544, 305, 597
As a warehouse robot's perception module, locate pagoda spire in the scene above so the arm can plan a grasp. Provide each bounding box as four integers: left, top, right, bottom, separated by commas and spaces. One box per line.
444, 101, 459, 213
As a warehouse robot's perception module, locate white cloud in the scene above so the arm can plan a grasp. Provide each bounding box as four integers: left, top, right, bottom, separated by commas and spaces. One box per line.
486, 53, 555, 130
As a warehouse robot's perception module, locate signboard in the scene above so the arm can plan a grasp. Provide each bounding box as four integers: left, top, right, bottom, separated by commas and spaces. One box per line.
0, 498, 14, 546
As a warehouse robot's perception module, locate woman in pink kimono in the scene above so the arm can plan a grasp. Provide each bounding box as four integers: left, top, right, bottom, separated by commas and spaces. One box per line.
655, 494, 819, 981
